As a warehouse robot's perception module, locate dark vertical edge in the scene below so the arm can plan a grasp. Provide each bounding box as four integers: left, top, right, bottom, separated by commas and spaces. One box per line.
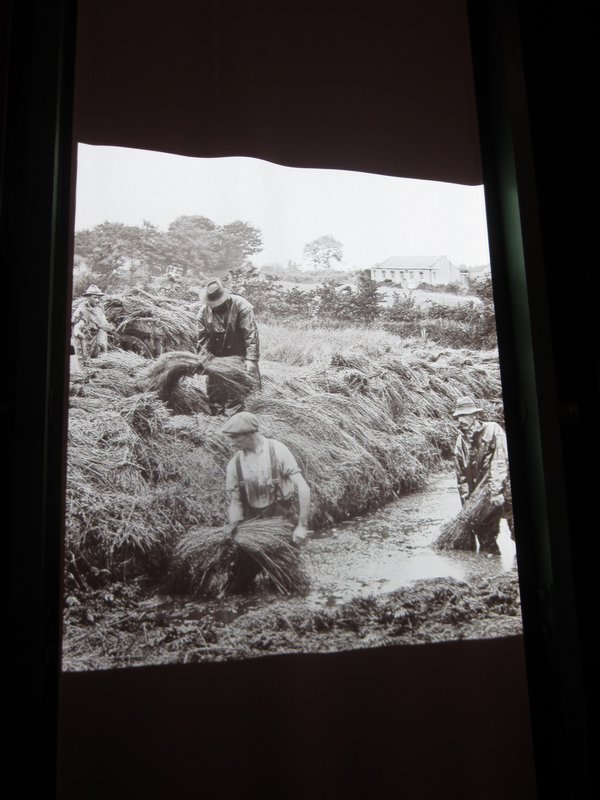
4, 0, 76, 797
467, 0, 590, 797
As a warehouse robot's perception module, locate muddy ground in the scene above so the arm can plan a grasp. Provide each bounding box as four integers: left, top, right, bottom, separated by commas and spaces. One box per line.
62, 473, 523, 671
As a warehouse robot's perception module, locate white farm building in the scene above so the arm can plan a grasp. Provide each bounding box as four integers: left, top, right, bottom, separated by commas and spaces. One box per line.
370, 256, 461, 288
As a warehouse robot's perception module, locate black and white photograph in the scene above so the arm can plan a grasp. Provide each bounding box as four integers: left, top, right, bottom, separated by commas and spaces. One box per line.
62, 144, 522, 671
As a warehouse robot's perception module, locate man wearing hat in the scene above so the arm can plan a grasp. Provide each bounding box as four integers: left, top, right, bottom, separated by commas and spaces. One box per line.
197, 279, 260, 415
71, 284, 113, 366
452, 396, 514, 554
221, 411, 310, 545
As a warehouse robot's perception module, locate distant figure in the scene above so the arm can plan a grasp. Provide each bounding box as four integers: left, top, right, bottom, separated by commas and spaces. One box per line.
71, 285, 113, 366
196, 279, 261, 415
452, 396, 514, 554
220, 411, 310, 546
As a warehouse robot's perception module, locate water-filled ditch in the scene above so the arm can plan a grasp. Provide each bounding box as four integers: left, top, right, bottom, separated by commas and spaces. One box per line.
62, 469, 521, 670
305, 470, 517, 609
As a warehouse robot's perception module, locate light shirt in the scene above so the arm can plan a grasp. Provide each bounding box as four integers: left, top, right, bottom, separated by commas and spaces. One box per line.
226, 436, 301, 509
72, 300, 110, 333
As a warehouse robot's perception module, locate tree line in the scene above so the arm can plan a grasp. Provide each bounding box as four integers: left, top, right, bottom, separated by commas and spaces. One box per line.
74, 215, 346, 295
74, 216, 263, 290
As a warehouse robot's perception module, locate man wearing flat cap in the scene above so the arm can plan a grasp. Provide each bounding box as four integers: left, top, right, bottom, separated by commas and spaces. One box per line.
71, 284, 113, 366
197, 279, 261, 415
221, 411, 310, 545
452, 396, 514, 554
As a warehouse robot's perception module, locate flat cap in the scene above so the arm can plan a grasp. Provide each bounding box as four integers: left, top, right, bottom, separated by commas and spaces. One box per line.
220, 411, 260, 434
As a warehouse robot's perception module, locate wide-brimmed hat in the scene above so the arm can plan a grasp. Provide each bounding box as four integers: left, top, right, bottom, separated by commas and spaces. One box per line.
220, 411, 259, 435
452, 396, 483, 417
83, 284, 104, 297
202, 279, 230, 308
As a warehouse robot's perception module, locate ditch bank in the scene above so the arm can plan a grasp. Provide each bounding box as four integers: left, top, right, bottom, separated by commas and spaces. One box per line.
62, 473, 522, 671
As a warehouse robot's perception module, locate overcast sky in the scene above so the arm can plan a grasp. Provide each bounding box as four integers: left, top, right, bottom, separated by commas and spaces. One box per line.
74, 144, 491, 269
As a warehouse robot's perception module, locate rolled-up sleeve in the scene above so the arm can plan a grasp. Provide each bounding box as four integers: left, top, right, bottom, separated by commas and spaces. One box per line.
274, 441, 301, 478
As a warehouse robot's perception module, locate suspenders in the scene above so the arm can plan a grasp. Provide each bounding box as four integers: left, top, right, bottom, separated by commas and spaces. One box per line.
235, 439, 283, 515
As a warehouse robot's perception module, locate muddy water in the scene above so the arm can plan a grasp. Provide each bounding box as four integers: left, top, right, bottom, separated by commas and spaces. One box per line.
62, 470, 521, 670
304, 471, 517, 610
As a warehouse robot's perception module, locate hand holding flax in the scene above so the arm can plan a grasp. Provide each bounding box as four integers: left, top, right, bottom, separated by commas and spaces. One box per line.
292, 523, 308, 545
290, 473, 310, 534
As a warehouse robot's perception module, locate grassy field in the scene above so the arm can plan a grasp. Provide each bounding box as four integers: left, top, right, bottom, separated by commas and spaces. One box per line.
65, 321, 503, 591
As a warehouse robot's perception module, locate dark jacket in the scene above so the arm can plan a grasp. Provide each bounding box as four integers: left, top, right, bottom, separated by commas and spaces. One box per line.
196, 294, 259, 361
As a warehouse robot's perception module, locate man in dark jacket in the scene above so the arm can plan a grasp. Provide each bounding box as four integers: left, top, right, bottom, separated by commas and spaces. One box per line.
197, 279, 260, 415
452, 396, 514, 554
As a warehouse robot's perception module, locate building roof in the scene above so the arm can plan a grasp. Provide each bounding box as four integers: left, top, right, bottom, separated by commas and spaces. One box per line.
374, 256, 449, 270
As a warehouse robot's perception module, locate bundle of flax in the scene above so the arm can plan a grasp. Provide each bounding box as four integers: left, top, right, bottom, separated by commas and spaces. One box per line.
168, 517, 310, 598
135, 352, 256, 414
137, 352, 255, 394
201, 356, 257, 396
103, 290, 198, 352
135, 351, 203, 395
434, 481, 496, 551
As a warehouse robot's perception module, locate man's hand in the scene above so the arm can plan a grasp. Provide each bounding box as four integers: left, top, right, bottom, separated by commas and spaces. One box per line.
292, 524, 308, 545
490, 493, 504, 508
244, 360, 259, 378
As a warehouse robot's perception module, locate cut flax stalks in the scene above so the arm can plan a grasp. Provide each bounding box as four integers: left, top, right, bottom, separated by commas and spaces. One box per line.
434, 481, 496, 550
66, 326, 504, 585
102, 289, 198, 352
133, 351, 257, 413
168, 517, 310, 599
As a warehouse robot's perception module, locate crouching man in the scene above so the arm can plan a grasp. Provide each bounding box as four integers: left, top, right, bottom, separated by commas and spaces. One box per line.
221, 412, 310, 545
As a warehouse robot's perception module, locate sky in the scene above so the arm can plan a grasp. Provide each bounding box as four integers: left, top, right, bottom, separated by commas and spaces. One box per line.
74, 144, 491, 269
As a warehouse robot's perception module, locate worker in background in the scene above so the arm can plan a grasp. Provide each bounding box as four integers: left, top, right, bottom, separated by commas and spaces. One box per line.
197, 279, 260, 415
71, 284, 113, 366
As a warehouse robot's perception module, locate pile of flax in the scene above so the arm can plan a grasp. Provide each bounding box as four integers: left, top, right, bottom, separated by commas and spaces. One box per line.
168, 517, 310, 598
135, 351, 256, 412
434, 481, 496, 550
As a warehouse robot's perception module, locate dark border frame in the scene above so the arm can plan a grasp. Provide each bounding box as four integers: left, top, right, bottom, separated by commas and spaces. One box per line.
468, 1, 592, 795
4, 0, 76, 796
4, 1, 594, 797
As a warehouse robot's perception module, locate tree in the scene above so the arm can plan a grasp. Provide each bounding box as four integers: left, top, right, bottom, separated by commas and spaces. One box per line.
303, 234, 343, 269
74, 220, 173, 290
217, 220, 263, 272
137, 220, 172, 276
74, 222, 146, 277
223, 265, 285, 316
353, 270, 382, 324
166, 216, 263, 276
73, 215, 265, 292
166, 215, 220, 277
